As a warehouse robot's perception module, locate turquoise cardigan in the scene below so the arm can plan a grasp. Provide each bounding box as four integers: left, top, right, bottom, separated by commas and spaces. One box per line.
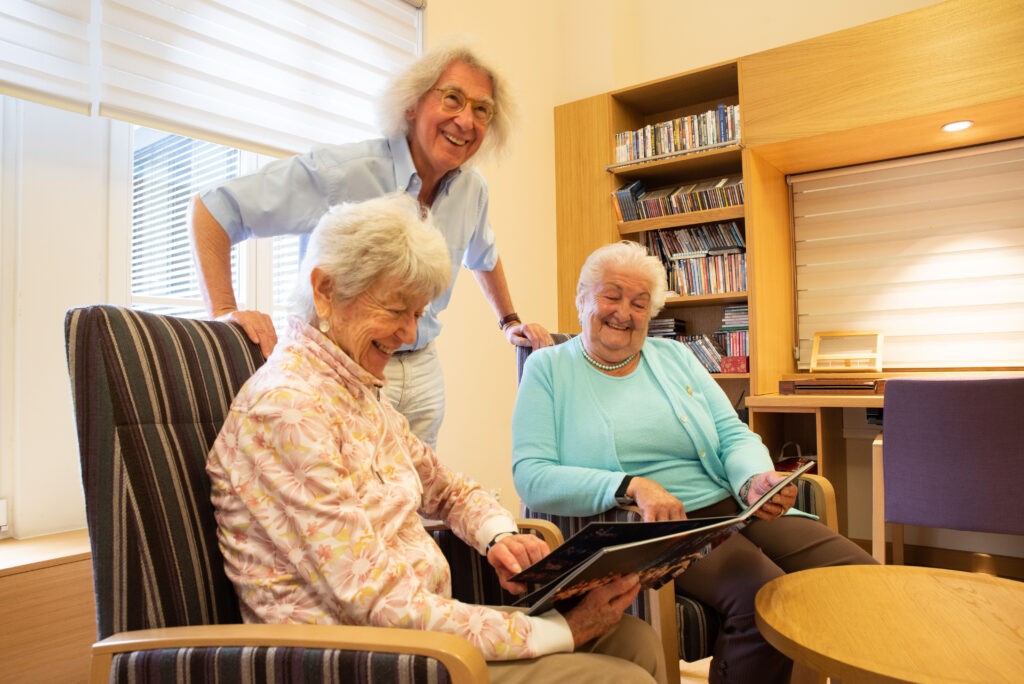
512, 337, 775, 516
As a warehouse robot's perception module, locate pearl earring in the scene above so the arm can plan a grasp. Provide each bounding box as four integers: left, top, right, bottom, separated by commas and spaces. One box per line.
318, 317, 330, 333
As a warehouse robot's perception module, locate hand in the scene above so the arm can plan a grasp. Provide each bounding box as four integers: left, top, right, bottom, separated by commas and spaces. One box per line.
563, 573, 642, 647
217, 309, 278, 358
504, 321, 553, 350
745, 471, 797, 520
487, 533, 551, 595
629, 477, 687, 522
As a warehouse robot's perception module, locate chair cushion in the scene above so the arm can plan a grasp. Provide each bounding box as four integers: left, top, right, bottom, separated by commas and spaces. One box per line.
110, 647, 453, 683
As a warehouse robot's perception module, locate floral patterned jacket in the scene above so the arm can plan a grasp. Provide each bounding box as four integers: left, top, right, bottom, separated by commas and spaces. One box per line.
207, 319, 572, 660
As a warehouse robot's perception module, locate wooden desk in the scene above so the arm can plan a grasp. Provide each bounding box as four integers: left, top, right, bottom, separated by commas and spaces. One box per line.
755, 565, 1024, 682
744, 393, 880, 536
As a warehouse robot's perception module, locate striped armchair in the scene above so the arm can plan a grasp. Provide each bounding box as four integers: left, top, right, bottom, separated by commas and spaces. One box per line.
65, 305, 559, 684
516, 335, 838, 667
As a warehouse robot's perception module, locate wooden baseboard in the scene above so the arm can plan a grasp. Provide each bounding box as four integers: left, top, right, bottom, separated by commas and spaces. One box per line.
851, 538, 1024, 580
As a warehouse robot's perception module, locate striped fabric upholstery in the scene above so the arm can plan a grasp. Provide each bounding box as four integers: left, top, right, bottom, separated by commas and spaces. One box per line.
516, 335, 824, 662
109, 647, 452, 684
64, 306, 475, 682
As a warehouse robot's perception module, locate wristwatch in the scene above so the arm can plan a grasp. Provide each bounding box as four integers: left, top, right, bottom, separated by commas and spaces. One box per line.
486, 531, 516, 553
615, 475, 635, 506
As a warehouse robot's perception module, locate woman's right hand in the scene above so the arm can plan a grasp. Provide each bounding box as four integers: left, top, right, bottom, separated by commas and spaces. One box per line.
563, 574, 642, 647
629, 477, 687, 521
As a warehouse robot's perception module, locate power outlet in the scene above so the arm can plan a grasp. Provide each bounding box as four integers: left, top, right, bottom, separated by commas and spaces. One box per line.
0, 498, 8, 534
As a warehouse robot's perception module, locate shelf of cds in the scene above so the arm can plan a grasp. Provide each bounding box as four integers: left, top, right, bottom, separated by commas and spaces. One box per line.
640, 221, 747, 297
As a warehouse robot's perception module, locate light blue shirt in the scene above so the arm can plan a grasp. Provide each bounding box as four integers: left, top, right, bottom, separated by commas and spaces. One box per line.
199, 136, 500, 350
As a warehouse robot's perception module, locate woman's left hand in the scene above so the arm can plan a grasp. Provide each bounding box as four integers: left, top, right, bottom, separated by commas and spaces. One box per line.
487, 533, 551, 594
745, 471, 798, 520
505, 321, 553, 349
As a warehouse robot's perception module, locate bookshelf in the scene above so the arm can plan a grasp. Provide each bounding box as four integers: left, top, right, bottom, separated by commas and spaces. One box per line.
552, 0, 1024, 542
554, 60, 755, 407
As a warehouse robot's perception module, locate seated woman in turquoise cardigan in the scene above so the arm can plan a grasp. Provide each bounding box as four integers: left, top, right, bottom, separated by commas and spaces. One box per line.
512, 240, 875, 684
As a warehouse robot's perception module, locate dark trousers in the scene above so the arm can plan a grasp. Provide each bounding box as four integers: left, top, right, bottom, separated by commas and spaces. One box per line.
674, 499, 877, 684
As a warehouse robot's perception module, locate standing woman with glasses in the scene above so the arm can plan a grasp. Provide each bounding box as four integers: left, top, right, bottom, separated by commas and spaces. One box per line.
188, 39, 552, 449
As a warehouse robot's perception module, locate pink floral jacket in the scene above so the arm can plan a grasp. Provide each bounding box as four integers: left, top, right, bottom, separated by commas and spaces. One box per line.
207, 319, 571, 660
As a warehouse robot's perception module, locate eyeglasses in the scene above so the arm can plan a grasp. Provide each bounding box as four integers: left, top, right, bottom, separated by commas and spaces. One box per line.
433, 88, 495, 124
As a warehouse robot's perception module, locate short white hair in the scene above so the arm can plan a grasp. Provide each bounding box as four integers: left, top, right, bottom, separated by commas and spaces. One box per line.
575, 241, 668, 319
291, 194, 452, 323
377, 36, 515, 159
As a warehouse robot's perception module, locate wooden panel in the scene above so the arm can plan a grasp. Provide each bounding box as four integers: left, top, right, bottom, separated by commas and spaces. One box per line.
742, 148, 794, 395
0, 558, 96, 683
610, 61, 738, 114
740, 0, 1024, 152
554, 95, 620, 331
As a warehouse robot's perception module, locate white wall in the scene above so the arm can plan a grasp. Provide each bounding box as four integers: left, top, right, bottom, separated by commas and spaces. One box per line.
0, 98, 112, 537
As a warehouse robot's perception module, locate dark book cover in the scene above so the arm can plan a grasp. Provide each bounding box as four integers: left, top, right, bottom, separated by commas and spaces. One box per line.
511, 461, 814, 615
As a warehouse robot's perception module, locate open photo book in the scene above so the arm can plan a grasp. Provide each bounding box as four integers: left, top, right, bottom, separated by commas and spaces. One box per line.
511, 461, 815, 615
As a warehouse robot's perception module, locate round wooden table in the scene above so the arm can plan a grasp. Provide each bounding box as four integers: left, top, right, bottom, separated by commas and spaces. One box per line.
754, 565, 1024, 683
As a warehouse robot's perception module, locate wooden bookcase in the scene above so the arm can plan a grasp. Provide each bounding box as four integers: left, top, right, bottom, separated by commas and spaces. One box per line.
554, 60, 794, 409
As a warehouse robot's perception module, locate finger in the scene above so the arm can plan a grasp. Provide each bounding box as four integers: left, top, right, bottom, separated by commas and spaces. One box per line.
491, 544, 523, 575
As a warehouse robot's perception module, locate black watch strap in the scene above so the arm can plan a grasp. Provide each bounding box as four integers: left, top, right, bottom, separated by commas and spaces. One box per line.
485, 531, 515, 553
615, 475, 635, 505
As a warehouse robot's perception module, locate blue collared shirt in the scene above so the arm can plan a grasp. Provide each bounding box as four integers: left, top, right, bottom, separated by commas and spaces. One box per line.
199, 136, 499, 350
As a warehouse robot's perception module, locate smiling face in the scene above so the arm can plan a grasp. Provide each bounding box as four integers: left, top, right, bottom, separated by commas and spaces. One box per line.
406, 60, 492, 184
314, 270, 430, 379
579, 266, 653, 365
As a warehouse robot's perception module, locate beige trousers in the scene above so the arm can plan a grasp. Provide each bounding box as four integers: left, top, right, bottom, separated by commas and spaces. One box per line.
487, 614, 668, 684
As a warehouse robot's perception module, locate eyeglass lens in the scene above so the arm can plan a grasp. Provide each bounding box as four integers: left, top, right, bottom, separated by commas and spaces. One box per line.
437, 89, 493, 123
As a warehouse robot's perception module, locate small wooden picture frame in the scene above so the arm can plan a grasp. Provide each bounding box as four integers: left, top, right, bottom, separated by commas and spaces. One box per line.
809, 331, 884, 372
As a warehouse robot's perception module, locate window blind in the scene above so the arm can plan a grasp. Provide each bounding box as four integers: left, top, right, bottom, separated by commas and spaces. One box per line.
0, 0, 91, 114
130, 126, 242, 317
790, 138, 1024, 370
1, 0, 421, 156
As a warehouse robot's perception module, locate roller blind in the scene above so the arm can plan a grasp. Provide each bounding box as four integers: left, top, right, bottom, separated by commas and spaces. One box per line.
0, 0, 92, 114
1, 0, 421, 156
790, 138, 1024, 370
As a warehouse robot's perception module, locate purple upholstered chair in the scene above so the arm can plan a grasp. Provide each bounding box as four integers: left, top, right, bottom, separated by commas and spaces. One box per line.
871, 376, 1024, 565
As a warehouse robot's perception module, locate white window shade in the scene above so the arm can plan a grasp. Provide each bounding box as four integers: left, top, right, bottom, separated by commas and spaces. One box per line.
131, 127, 243, 316
790, 139, 1024, 370
0, 0, 91, 114
1, 0, 421, 156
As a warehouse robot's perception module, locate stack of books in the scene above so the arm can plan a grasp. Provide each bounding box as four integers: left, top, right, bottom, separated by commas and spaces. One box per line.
612, 176, 744, 222
613, 104, 740, 164
648, 318, 686, 338
678, 334, 725, 373
714, 303, 749, 373
640, 222, 747, 296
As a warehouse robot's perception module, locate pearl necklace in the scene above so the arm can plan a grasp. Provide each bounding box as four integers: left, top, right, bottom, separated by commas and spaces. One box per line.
580, 341, 638, 371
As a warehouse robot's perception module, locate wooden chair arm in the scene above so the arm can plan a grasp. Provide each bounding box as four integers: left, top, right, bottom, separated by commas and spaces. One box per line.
515, 518, 565, 549
90, 624, 488, 684
422, 518, 565, 549
798, 473, 839, 533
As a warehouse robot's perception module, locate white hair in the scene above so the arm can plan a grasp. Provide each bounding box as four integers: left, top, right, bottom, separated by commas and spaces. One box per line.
575, 241, 668, 319
377, 36, 515, 159
291, 194, 452, 323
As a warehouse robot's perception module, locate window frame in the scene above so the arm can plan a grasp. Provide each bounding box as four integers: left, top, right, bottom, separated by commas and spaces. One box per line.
108, 122, 290, 319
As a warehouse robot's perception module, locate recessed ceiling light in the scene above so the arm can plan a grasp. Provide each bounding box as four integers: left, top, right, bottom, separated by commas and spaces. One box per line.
941, 120, 973, 132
